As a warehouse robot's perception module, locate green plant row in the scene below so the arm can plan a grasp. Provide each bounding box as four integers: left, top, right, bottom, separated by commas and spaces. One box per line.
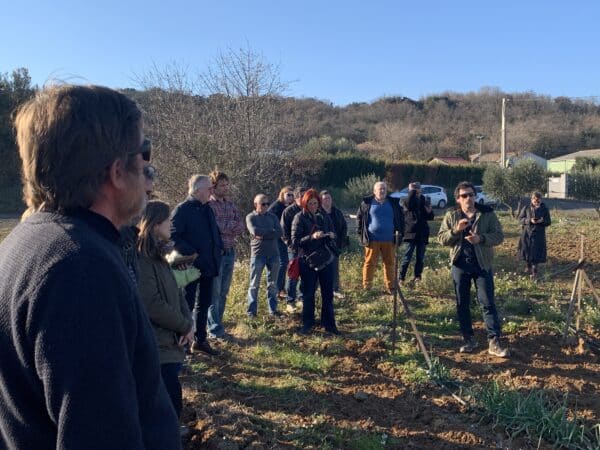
472, 381, 600, 449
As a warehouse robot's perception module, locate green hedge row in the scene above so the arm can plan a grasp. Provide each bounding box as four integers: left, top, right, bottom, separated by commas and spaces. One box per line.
318, 154, 386, 187
314, 155, 485, 192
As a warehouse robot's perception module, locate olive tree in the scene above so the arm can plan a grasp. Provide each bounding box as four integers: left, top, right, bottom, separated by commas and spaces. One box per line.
483, 159, 547, 217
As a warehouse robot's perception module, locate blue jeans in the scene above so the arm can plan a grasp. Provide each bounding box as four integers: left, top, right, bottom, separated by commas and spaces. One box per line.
247, 255, 280, 316
207, 249, 235, 337
299, 258, 336, 330
400, 241, 427, 280
276, 239, 289, 292
160, 363, 183, 418
451, 263, 502, 340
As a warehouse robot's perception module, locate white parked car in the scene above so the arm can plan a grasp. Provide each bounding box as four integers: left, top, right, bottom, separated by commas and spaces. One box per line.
474, 185, 498, 205
390, 185, 448, 208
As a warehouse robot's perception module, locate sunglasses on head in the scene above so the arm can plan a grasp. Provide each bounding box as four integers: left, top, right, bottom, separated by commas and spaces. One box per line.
459, 192, 475, 199
143, 164, 156, 181
129, 138, 152, 162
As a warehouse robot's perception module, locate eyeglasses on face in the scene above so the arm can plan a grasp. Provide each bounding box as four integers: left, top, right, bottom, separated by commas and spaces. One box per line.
129, 138, 152, 162
459, 192, 475, 199
285, 193, 294, 197
143, 164, 156, 181
260, 202, 269, 206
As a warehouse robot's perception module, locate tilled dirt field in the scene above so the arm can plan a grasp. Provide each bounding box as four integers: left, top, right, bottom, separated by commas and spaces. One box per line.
180, 321, 599, 449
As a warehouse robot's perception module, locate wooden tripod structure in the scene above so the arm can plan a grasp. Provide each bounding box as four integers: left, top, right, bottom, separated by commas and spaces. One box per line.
562, 234, 600, 340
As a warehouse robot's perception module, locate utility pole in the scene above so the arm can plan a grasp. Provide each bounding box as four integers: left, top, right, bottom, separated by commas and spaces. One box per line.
476, 134, 484, 157
500, 98, 507, 167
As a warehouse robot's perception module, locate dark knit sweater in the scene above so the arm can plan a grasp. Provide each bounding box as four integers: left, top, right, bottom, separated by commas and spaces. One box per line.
0, 209, 180, 450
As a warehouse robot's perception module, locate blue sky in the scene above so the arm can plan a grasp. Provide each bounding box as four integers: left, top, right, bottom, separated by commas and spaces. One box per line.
3, 0, 600, 105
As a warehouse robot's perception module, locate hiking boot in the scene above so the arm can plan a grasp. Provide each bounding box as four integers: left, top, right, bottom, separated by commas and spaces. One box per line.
191, 340, 220, 356
488, 337, 509, 358
333, 291, 345, 299
459, 337, 478, 353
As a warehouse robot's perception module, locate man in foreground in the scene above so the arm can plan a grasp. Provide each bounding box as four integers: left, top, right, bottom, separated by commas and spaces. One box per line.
438, 181, 508, 358
0, 85, 181, 449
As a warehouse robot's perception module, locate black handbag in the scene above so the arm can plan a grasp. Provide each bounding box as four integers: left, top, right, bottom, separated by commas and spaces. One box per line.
305, 244, 334, 271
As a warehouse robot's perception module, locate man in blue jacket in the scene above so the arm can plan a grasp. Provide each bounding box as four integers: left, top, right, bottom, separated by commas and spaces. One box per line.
171, 174, 223, 356
0, 85, 181, 449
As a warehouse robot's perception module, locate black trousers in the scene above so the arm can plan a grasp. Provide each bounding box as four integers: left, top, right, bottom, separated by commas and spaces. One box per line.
185, 275, 214, 343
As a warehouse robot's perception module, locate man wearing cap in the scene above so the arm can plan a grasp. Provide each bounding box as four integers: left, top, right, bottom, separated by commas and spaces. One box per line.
399, 182, 434, 285
246, 194, 283, 317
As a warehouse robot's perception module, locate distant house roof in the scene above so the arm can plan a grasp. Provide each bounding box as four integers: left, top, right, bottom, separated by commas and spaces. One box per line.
469, 152, 517, 163
428, 156, 469, 166
548, 149, 600, 162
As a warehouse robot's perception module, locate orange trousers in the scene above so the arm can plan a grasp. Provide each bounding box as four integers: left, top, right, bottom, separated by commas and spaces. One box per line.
362, 241, 395, 290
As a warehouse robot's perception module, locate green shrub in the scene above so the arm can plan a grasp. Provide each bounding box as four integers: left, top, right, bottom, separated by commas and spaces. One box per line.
345, 173, 381, 205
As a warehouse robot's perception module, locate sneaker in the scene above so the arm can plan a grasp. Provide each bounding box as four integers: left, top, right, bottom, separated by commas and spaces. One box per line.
278, 290, 287, 300
488, 337, 509, 358
191, 340, 220, 356
297, 326, 312, 335
269, 311, 283, 319
398, 279, 405, 287
413, 277, 421, 284
285, 304, 296, 313
333, 291, 345, 299
459, 337, 478, 353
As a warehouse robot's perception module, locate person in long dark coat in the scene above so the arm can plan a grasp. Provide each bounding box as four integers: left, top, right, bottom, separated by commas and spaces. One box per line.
518, 191, 551, 279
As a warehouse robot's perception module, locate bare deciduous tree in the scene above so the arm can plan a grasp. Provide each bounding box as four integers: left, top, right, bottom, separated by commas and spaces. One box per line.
134, 46, 291, 210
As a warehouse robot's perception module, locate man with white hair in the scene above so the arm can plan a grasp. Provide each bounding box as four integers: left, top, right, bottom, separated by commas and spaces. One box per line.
245, 194, 283, 317
356, 181, 404, 294
171, 174, 223, 356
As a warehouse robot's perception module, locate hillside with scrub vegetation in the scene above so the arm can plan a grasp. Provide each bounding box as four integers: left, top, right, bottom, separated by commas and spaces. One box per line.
3, 54, 600, 212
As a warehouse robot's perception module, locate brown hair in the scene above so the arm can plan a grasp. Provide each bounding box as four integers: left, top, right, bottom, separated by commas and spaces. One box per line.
209, 169, 229, 187
137, 200, 171, 260
278, 185, 294, 202
300, 188, 321, 211
14, 85, 142, 213
453, 181, 476, 199
531, 191, 542, 199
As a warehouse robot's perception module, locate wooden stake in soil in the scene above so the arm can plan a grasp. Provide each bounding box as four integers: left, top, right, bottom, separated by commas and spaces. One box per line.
562, 233, 598, 341
391, 231, 400, 355
396, 282, 433, 370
